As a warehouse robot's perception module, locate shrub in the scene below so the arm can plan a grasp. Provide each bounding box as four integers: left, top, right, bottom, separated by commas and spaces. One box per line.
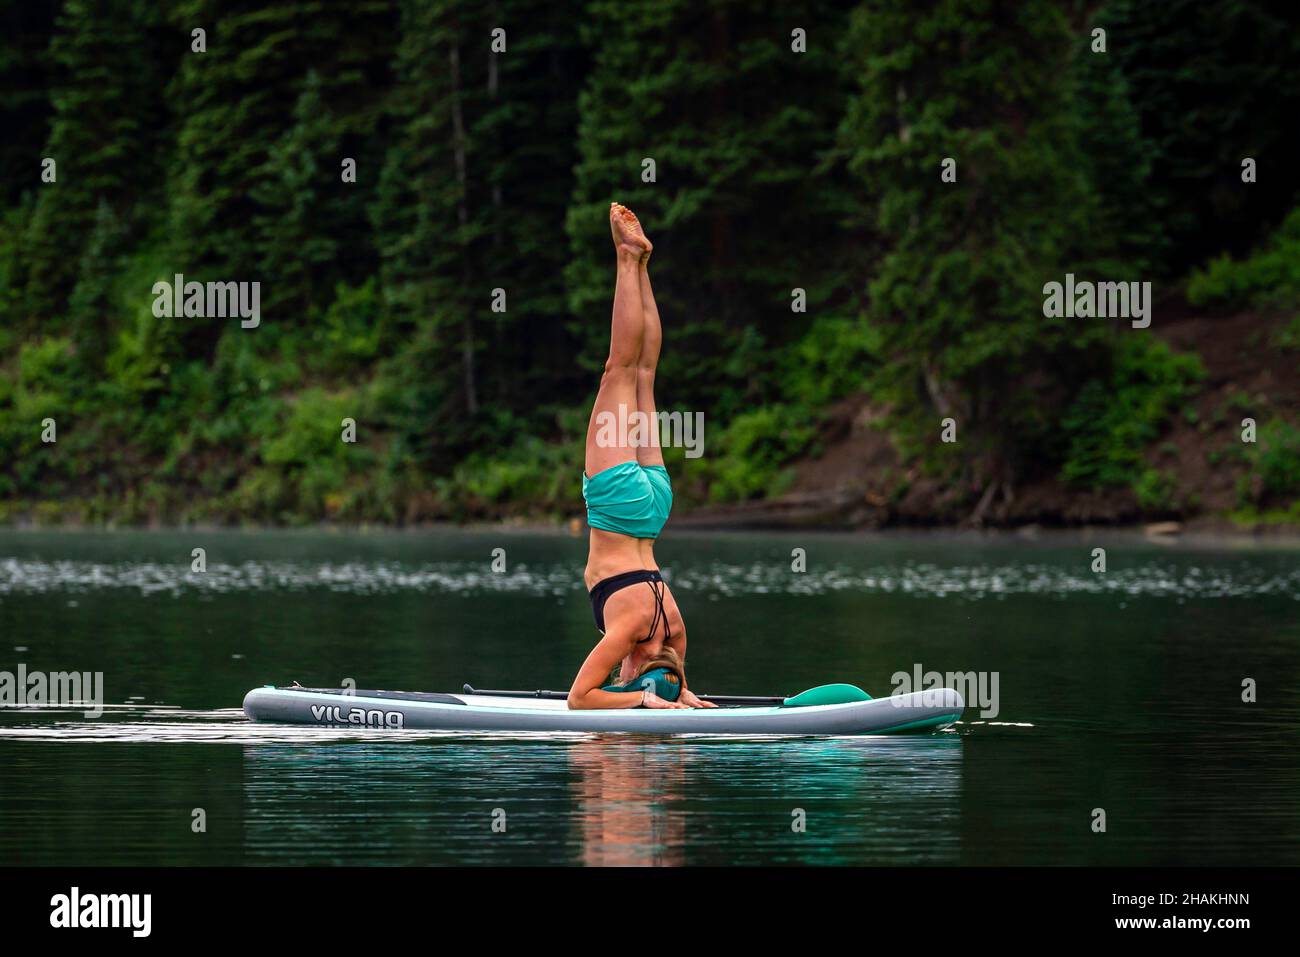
700, 404, 816, 504
1060, 338, 1203, 489
1188, 205, 1300, 310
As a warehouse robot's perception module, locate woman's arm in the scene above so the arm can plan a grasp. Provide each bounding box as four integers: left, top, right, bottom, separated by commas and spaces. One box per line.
567, 625, 689, 710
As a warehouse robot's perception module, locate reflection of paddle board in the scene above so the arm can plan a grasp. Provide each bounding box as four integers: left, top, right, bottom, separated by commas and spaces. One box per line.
242, 684, 964, 735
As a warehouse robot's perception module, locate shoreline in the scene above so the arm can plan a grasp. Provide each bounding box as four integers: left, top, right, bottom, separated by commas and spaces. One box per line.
3, 509, 1300, 547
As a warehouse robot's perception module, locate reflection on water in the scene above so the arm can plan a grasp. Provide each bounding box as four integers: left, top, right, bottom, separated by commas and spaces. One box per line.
236, 736, 964, 866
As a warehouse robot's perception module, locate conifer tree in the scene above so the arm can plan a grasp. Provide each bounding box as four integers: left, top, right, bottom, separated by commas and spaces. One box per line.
374, 0, 586, 469
166, 0, 395, 352
1099, 0, 1300, 272
24, 0, 170, 325
567, 0, 853, 413
251, 70, 342, 322
67, 200, 126, 370
839, 0, 1099, 506
0, 1, 58, 208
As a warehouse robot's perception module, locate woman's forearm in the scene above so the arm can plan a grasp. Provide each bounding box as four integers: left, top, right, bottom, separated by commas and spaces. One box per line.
567, 687, 646, 710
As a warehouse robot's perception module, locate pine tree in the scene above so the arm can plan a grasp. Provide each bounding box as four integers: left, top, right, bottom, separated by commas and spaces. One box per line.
374, 0, 586, 471
165, 0, 396, 353
840, 0, 1102, 509
67, 200, 127, 370
23, 0, 171, 326
1069, 17, 1164, 276
251, 70, 342, 322
474, 0, 587, 420
566, 0, 854, 415
0, 1, 59, 209
372, 0, 486, 470
1099, 0, 1300, 273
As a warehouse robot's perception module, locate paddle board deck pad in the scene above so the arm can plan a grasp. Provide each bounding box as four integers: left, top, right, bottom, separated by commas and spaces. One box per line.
242, 685, 964, 736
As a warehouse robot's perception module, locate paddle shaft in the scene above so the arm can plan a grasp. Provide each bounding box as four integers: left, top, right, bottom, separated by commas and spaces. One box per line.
462, 684, 787, 706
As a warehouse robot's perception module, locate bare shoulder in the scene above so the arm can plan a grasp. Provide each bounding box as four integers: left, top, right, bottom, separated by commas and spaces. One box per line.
601, 584, 658, 630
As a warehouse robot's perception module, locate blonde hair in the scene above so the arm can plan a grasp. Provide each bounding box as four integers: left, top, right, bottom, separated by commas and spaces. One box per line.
637, 646, 683, 681
612, 646, 684, 686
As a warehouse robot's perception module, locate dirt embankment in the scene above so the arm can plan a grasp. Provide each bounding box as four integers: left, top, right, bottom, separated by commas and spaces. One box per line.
674, 300, 1300, 533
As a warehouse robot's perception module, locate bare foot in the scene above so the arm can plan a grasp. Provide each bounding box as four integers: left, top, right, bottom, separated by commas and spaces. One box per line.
609, 202, 652, 261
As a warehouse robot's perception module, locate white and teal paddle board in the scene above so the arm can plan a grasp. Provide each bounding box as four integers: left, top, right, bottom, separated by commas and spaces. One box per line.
242, 684, 964, 736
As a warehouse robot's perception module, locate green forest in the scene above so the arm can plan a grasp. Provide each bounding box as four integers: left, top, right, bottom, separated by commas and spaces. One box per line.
1, 0, 1298, 528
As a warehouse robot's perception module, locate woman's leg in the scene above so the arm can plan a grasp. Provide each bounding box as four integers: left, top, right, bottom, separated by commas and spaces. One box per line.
634, 256, 665, 470
585, 204, 652, 477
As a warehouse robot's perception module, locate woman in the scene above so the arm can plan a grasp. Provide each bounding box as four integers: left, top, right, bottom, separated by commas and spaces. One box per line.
566, 204, 716, 711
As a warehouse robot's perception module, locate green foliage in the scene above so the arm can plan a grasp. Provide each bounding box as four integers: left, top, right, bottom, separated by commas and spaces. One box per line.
1248, 420, 1300, 503
697, 405, 816, 503
1230, 419, 1300, 525
1100, 0, 1300, 274
67, 201, 128, 367
1060, 339, 1204, 488
565, 0, 854, 410
840, 0, 1112, 487
17, 336, 76, 396
1069, 21, 1165, 275
442, 435, 582, 516
781, 315, 881, 409
1134, 468, 1177, 511
1188, 205, 1300, 310
312, 280, 386, 373
0, 3, 57, 208
165, 0, 393, 280
21, 0, 171, 325
0, 337, 76, 491
1276, 317, 1300, 353
0, 0, 1294, 526
251, 70, 343, 321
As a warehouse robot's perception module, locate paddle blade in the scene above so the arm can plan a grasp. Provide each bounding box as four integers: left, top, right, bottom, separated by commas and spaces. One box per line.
782, 684, 872, 707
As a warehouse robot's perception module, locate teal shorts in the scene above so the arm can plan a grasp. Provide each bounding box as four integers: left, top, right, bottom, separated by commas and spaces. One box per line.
582, 462, 673, 539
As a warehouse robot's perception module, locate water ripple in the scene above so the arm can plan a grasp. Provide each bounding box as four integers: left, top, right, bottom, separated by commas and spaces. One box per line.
0, 557, 1297, 601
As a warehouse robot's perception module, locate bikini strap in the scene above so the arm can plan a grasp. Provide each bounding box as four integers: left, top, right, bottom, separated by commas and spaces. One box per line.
642, 577, 671, 645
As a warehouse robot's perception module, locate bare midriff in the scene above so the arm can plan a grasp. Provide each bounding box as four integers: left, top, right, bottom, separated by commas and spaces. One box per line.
583, 528, 657, 590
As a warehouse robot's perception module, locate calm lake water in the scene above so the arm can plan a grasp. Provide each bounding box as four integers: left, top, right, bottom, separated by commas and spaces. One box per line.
1, 528, 1297, 866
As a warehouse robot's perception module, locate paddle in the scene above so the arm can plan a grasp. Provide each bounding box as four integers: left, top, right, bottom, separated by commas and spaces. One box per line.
463, 683, 784, 705
462, 683, 872, 707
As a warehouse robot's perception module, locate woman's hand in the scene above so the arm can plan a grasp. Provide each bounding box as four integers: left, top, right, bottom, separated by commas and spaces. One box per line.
677, 688, 718, 709
642, 690, 690, 709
